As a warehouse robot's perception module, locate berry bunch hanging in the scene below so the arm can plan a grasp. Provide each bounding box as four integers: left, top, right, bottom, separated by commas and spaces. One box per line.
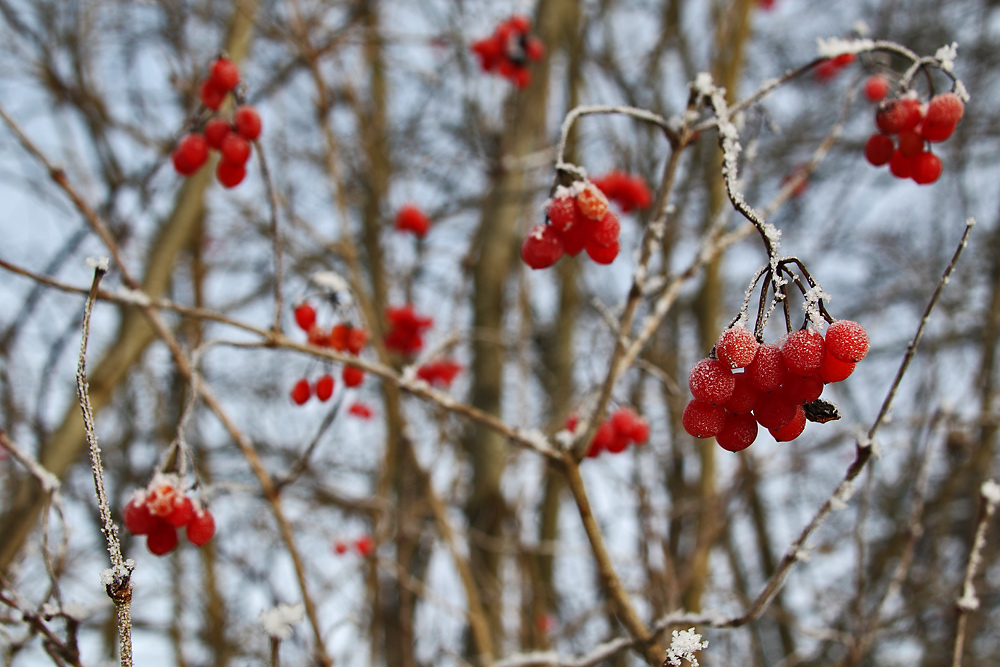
384, 304, 434, 356
470, 15, 545, 88
565, 408, 650, 458
522, 181, 621, 269
123, 473, 215, 556
863, 91, 964, 185
171, 56, 263, 189
291, 301, 369, 403
416, 359, 463, 388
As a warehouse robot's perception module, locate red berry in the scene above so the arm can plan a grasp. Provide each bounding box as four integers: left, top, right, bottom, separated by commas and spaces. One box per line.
814, 59, 839, 82
146, 520, 178, 556
220, 133, 251, 165
172, 133, 209, 176
204, 118, 233, 150
521, 224, 564, 269
315, 374, 335, 402
123, 496, 157, 535
209, 57, 240, 92
717, 412, 758, 452
863, 75, 890, 102
146, 483, 179, 517
329, 324, 349, 352
233, 105, 262, 141
716, 326, 758, 368
185, 509, 216, 547
921, 92, 964, 142
911, 151, 942, 185
746, 344, 787, 393
819, 352, 856, 383
525, 36, 545, 61
355, 534, 375, 557
291, 378, 311, 405
782, 373, 824, 405
348, 402, 373, 419
897, 131, 924, 159
333, 541, 348, 554
833, 53, 855, 67
342, 365, 365, 387
724, 372, 761, 414
508, 15, 531, 34
346, 327, 369, 355
589, 211, 621, 247
547, 196, 581, 235
294, 303, 316, 331
682, 400, 726, 438
576, 184, 609, 221
395, 204, 431, 237
165, 495, 194, 527
688, 357, 736, 405
888, 150, 913, 179
585, 238, 619, 265
780, 328, 826, 375
875, 97, 922, 135
216, 160, 246, 188
753, 395, 797, 430
864, 134, 894, 167
199, 78, 227, 110
770, 405, 806, 441
308, 325, 329, 347
825, 320, 869, 362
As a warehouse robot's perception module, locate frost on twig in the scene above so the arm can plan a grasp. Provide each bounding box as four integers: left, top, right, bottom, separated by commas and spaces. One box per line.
664, 628, 709, 666
260, 602, 305, 640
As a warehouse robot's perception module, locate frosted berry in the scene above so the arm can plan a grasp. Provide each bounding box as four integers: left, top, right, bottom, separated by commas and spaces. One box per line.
521, 224, 564, 269
753, 395, 797, 430
576, 183, 609, 221
724, 372, 760, 415
291, 378, 311, 405
547, 196, 581, 235
863, 75, 889, 102
716, 413, 758, 452
682, 400, 726, 439
875, 97, 922, 135
825, 320, 869, 362
216, 160, 246, 188
199, 79, 227, 111
209, 57, 240, 92
589, 211, 620, 247
294, 303, 316, 331
585, 238, 619, 265
746, 343, 787, 393
770, 405, 806, 441
204, 118, 232, 150
233, 105, 262, 141
146, 521, 178, 556
780, 328, 826, 375
921, 92, 964, 142
172, 133, 209, 176
782, 373, 824, 405
716, 326, 758, 368
688, 357, 736, 405
343, 365, 365, 387
897, 131, 924, 159
864, 134, 894, 167
315, 374, 335, 402
186, 509, 216, 547
165, 495, 194, 528
220, 134, 252, 165
819, 352, 855, 383
911, 152, 942, 185
123, 496, 157, 535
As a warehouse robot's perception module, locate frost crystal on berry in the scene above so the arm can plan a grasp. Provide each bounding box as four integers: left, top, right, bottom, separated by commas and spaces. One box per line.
664, 628, 709, 666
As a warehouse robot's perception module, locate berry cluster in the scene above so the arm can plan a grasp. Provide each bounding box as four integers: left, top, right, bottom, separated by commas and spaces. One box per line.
123, 473, 215, 556
395, 204, 431, 238
521, 182, 621, 270
333, 534, 375, 557
172, 57, 263, 189
416, 359, 463, 388
682, 321, 869, 451
385, 305, 434, 356
292, 301, 368, 404
814, 53, 855, 82
589, 171, 653, 213
863, 91, 964, 185
566, 407, 650, 458
470, 15, 545, 88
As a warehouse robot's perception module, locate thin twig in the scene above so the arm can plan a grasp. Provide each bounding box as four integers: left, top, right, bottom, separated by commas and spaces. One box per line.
951, 479, 1000, 667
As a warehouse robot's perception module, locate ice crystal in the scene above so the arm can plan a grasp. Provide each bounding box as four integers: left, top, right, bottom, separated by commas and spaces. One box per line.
260, 602, 305, 640
664, 628, 709, 666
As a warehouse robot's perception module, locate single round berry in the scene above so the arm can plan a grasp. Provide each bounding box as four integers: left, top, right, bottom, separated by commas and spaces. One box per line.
863, 75, 889, 102
575, 183, 609, 221
294, 303, 316, 331
825, 320, 869, 362
395, 204, 431, 237
688, 357, 736, 405
146, 520, 178, 556
682, 400, 726, 439
204, 118, 233, 150
547, 196, 580, 235
921, 92, 964, 142
897, 131, 924, 159
716, 326, 759, 368
716, 412, 758, 452
216, 160, 247, 188
888, 150, 913, 179
233, 105, 262, 140
782, 373, 824, 405
753, 395, 797, 430
746, 343, 787, 393
560, 219, 587, 256
291, 378, 311, 405
209, 57, 240, 92
355, 534, 375, 557
588, 211, 620, 247
342, 365, 365, 387
521, 224, 564, 269
770, 405, 806, 442
346, 327, 369, 355
315, 374, 335, 402
165, 495, 194, 528
199, 79, 227, 111
833, 53, 855, 67
220, 134, 252, 165
172, 133, 209, 176
186, 510, 216, 547
864, 133, 894, 167
724, 372, 760, 415
585, 238, 619, 265
819, 352, 856, 383
123, 496, 156, 535
781, 328, 826, 375
875, 97, 922, 135
525, 36, 545, 61
911, 151, 942, 185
